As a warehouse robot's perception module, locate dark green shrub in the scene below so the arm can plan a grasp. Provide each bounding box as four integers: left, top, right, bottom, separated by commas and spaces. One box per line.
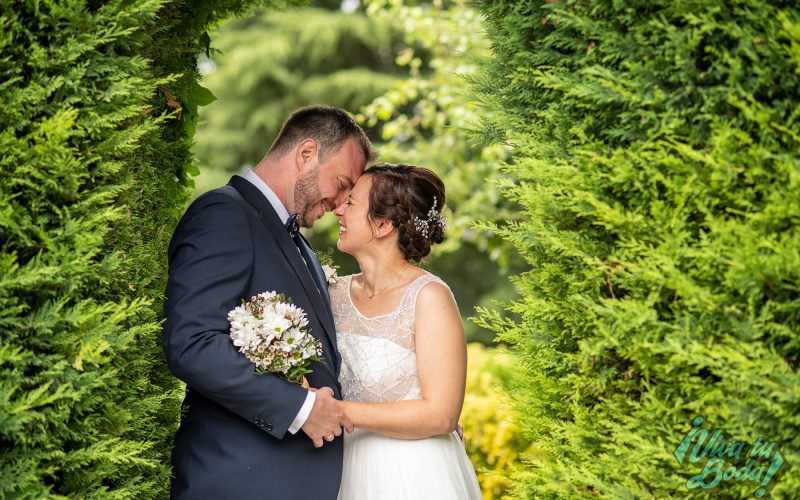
473, 1, 800, 497
0, 1, 297, 496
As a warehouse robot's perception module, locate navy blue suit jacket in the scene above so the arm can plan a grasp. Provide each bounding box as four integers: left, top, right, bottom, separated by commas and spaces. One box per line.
163, 175, 342, 499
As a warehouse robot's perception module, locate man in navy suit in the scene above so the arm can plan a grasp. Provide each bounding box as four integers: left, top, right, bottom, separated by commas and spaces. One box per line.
163, 106, 375, 499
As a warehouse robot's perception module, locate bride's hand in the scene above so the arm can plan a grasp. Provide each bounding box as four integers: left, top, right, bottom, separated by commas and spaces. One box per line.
338, 400, 356, 433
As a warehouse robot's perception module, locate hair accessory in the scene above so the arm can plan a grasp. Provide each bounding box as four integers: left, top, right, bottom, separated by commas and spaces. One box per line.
413, 196, 447, 239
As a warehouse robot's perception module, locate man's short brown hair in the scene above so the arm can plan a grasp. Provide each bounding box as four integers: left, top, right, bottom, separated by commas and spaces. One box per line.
267, 105, 377, 165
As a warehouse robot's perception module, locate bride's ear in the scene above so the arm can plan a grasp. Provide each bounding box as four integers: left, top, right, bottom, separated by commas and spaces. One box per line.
371, 218, 395, 239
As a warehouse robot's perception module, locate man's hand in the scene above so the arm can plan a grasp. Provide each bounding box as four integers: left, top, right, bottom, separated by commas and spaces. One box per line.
301, 387, 353, 448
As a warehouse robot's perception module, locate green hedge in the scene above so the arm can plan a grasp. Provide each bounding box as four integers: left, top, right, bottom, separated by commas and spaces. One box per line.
473, 0, 800, 497
0, 1, 297, 496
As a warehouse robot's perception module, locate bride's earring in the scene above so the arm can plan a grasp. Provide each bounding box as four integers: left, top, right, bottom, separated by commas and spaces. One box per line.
373, 220, 389, 238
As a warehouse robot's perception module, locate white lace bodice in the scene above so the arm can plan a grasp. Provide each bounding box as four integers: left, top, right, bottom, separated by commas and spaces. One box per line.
331, 272, 448, 403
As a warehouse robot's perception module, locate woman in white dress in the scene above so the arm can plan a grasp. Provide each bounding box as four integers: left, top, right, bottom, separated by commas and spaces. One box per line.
329, 163, 481, 500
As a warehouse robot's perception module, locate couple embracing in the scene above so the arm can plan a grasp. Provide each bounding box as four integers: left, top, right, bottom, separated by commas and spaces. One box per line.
162, 106, 481, 499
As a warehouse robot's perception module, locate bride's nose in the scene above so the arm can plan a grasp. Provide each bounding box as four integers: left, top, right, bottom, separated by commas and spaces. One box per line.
334, 203, 345, 217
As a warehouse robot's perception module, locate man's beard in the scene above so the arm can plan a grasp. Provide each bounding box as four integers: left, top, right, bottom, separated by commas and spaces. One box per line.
293, 164, 322, 227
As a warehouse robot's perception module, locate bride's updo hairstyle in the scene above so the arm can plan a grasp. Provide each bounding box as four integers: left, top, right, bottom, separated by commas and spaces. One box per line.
365, 163, 446, 262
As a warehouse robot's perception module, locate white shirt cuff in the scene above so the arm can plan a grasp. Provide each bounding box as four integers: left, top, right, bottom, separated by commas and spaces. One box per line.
288, 390, 316, 434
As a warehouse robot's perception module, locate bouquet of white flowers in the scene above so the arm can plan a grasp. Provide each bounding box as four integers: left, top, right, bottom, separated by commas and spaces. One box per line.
227, 291, 322, 386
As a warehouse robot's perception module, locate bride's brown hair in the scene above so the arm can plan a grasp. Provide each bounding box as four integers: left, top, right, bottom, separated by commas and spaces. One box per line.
364, 163, 446, 262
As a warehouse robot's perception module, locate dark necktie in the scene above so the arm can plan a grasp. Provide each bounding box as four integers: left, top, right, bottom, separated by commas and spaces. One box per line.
285, 213, 300, 239
285, 214, 331, 309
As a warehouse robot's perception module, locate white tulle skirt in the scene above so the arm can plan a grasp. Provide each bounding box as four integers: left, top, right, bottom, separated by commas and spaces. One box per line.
337, 428, 482, 500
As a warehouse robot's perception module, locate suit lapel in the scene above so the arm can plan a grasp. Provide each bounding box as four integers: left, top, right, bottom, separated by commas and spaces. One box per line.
297, 233, 332, 310
229, 175, 339, 372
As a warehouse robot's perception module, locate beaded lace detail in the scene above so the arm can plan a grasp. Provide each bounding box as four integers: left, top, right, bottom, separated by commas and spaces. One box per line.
331, 272, 449, 404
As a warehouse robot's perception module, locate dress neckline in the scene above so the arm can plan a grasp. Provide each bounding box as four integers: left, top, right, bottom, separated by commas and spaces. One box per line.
346, 272, 430, 320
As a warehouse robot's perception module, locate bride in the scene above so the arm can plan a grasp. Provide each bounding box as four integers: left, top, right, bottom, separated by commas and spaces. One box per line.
328, 163, 481, 499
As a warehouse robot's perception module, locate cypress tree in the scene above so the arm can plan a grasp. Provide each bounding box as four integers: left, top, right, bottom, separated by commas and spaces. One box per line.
473, 0, 800, 497
0, 0, 297, 496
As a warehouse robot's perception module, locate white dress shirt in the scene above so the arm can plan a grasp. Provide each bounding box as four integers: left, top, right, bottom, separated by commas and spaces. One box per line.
243, 169, 316, 435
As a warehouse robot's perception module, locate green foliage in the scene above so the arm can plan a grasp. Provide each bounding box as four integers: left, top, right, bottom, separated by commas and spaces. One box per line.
462, 343, 531, 499
0, 0, 298, 496
0, 2, 172, 496
193, 6, 401, 183
473, 0, 800, 497
318, 0, 525, 343
359, 0, 514, 260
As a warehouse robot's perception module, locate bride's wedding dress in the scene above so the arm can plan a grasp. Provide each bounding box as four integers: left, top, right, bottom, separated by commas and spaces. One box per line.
332, 272, 482, 500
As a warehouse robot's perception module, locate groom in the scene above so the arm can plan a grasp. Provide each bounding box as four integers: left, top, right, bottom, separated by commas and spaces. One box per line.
162, 106, 375, 499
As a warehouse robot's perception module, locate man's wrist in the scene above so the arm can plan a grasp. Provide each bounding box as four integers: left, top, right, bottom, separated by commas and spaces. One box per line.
288, 390, 316, 434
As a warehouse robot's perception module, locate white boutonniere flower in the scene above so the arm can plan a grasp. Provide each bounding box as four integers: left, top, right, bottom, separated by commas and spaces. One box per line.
322, 264, 339, 285
315, 248, 340, 285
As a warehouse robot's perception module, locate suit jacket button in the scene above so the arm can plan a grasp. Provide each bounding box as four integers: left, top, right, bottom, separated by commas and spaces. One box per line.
266, 423, 273, 431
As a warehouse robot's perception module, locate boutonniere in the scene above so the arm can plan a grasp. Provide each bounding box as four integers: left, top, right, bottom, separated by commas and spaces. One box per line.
228, 292, 322, 387
315, 248, 340, 285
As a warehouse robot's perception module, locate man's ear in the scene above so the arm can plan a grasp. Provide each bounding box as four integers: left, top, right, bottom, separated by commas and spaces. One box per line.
295, 139, 318, 172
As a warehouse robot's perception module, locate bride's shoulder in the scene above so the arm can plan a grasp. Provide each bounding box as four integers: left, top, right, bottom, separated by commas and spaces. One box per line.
410, 272, 459, 318
413, 271, 454, 299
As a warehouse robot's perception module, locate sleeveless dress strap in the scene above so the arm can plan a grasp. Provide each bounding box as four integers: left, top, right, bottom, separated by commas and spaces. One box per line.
398, 272, 450, 323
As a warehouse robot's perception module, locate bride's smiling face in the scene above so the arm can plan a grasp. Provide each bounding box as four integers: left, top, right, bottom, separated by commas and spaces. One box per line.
334, 175, 377, 255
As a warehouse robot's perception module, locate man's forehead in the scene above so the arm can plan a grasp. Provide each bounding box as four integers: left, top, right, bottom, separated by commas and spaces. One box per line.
327, 136, 367, 179
346, 146, 367, 180
353, 162, 366, 179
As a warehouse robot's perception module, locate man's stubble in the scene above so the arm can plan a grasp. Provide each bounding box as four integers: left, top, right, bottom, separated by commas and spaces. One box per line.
294, 163, 322, 228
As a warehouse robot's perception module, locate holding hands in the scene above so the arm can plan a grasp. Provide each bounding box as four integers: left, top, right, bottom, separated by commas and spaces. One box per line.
302, 386, 353, 448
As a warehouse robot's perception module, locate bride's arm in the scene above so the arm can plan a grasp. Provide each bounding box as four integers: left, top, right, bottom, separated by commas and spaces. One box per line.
340, 281, 466, 439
